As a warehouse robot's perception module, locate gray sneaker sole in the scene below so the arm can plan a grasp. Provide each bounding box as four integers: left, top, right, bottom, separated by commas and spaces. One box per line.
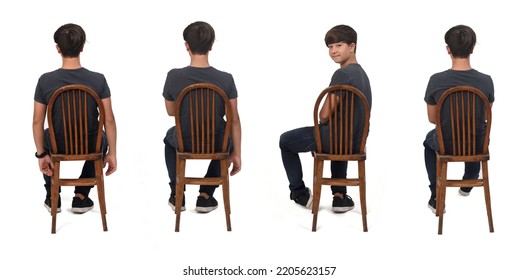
168, 202, 186, 212
458, 189, 471, 196
332, 205, 354, 213
71, 206, 94, 214
428, 204, 446, 214
44, 203, 61, 213
195, 205, 218, 213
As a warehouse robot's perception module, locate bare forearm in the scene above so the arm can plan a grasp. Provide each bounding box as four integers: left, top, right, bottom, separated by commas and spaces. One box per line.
105, 119, 117, 155
33, 122, 46, 153
230, 120, 241, 157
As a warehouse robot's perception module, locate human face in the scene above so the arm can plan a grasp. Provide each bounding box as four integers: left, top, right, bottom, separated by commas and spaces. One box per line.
328, 42, 355, 67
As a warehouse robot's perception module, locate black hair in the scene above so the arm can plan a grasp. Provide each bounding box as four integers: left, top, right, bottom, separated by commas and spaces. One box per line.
325, 25, 357, 52
445, 25, 476, 58
183, 21, 215, 55
54, 23, 86, 58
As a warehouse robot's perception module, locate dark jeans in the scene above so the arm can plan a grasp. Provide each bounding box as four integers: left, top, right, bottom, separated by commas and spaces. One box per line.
43, 128, 109, 198
423, 129, 480, 198
164, 126, 232, 196
279, 125, 348, 199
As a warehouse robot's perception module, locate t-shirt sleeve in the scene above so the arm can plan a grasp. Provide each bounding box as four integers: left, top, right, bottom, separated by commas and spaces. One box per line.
34, 76, 46, 104
98, 74, 111, 99
162, 72, 175, 101
487, 75, 495, 103
329, 69, 352, 86
226, 74, 238, 99
424, 75, 438, 105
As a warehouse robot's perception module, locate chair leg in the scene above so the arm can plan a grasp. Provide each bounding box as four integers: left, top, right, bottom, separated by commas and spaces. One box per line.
312, 159, 324, 232
175, 159, 186, 232
51, 162, 60, 234
437, 162, 447, 235
359, 160, 368, 232
435, 157, 440, 217
221, 159, 231, 231
482, 161, 494, 233
95, 160, 108, 231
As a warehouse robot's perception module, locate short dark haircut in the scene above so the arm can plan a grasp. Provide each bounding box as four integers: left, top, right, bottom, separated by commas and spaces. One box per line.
325, 25, 357, 52
54, 23, 86, 58
183, 21, 215, 55
444, 25, 476, 58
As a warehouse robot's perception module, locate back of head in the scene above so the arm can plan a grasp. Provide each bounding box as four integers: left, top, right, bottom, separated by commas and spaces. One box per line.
54, 23, 86, 58
325, 25, 357, 51
444, 25, 476, 58
183, 21, 215, 55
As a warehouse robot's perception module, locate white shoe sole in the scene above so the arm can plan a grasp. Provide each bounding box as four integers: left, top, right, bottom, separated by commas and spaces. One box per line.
195, 205, 218, 213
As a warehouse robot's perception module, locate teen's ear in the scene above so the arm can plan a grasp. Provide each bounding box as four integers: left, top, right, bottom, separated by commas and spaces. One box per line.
350, 42, 356, 52
446, 45, 451, 54
185, 42, 190, 52
56, 45, 61, 54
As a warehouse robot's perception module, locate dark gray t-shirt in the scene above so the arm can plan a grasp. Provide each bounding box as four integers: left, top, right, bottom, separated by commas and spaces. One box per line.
424, 69, 494, 152
330, 63, 372, 108
34, 68, 111, 151
327, 63, 372, 152
162, 66, 238, 143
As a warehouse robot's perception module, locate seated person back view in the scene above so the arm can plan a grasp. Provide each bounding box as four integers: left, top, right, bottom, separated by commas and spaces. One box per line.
423, 24, 494, 214
162, 21, 242, 213
32, 23, 118, 213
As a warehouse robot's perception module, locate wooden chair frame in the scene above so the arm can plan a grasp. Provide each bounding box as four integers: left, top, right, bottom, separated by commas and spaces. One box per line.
435, 86, 494, 234
47, 84, 107, 234
174, 83, 233, 232
311, 85, 370, 232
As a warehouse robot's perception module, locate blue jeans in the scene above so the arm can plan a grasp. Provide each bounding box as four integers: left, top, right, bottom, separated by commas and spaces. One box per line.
164, 126, 232, 196
42, 128, 108, 198
423, 129, 480, 197
279, 125, 348, 199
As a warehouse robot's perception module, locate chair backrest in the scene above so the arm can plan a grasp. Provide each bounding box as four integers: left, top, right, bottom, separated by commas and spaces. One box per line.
436, 86, 492, 156
47, 84, 105, 156
174, 83, 232, 154
313, 85, 370, 155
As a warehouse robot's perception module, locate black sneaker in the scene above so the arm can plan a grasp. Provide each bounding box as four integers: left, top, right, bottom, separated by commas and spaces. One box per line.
292, 187, 313, 209
428, 197, 446, 214
332, 193, 354, 213
459, 187, 472, 196
169, 194, 186, 211
44, 196, 61, 213
71, 196, 94, 214
195, 193, 218, 213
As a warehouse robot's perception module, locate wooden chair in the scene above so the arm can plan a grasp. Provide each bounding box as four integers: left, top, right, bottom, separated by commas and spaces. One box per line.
435, 86, 494, 234
311, 85, 371, 232
47, 84, 108, 234
174, 83, 233, 232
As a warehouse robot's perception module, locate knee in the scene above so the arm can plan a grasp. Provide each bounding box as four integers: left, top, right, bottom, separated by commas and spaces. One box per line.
279, 132, 290, 149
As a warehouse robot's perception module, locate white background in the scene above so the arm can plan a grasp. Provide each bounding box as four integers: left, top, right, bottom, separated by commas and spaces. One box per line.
1, 0, 516, 279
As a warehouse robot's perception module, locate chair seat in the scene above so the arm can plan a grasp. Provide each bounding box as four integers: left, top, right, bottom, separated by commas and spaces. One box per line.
312, 151, 366, 161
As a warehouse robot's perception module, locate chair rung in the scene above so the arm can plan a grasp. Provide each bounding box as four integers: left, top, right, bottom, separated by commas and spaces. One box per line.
321, 178, 360, 186
177, 153, 229, 160
184, 177, 223, 185
313, 153, 366, 161
444, 179, 484, 187
51, 153, 103, 161
58, 178, 98, 186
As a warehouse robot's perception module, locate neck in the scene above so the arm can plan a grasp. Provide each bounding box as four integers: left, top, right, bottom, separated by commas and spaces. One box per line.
189, 54, 210, 68
61, 57, 82, 69
450, 57, 471, 71
340, 56, 358, 68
